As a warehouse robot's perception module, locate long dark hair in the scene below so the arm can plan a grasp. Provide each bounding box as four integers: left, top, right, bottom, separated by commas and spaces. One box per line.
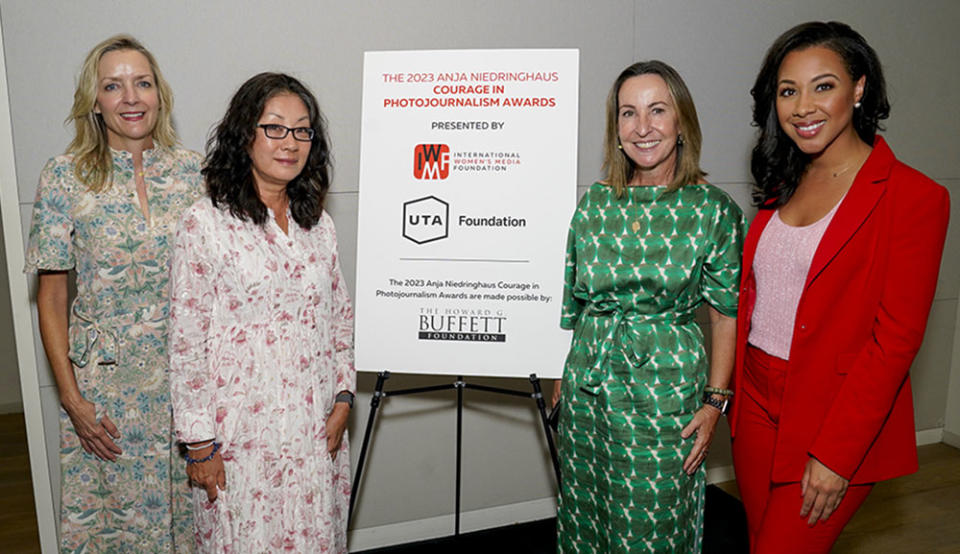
204, 72, 331, 228
750, 21, 889, 207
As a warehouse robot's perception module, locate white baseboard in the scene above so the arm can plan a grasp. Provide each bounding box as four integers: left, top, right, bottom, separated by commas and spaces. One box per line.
706, 464, 735, 485
347, 466, 739, 552
348, 430, 948, 551
349, 496, 558, 552
916, 427, 944, 446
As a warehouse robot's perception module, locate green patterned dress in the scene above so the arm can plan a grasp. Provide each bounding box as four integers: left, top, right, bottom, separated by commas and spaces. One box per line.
557, 182, 743, 553
24, 147, 203, 553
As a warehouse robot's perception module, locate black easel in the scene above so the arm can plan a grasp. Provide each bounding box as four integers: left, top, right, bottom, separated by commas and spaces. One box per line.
347, 372, 561, 534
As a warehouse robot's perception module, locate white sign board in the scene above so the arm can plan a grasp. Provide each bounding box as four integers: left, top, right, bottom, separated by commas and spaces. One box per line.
355, 49, 578, 378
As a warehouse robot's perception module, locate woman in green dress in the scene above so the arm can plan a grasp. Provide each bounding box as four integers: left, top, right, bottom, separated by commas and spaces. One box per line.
553, 60, 743, 552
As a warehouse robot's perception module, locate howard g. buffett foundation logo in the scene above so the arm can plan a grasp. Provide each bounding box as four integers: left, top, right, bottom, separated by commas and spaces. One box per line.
419, 307, 506, 342
414, 143, 520, 180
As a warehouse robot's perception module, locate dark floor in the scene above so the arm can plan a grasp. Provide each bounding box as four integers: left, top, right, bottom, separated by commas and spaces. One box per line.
356, 485, 748, 554
0, 413, 40, 553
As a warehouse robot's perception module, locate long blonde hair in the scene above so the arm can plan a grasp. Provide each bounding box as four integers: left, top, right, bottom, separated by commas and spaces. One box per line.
66, 34, 177, 192
602, 60, 706, 196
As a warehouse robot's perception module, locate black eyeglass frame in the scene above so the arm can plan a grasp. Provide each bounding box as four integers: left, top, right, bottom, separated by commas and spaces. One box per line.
256, 124, 315, 142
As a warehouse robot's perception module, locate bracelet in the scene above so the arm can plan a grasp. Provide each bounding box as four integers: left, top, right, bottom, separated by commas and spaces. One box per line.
704, 386, 734, 397
335, 391, 354, 408
184, 439, 216, 451
185, 441, 221, 464
702, 390, 730, 415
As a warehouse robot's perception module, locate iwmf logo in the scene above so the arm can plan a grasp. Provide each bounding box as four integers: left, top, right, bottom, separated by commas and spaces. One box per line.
413, 144, 450, 180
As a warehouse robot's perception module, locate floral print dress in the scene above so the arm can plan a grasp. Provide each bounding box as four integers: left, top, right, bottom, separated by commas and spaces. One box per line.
24, 147, 204, 553
557, 182, 743, 553
169, 198, 356, 553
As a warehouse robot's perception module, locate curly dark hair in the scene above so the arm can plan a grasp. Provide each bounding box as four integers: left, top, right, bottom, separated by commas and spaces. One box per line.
750, 21, 889, 207
204, 72, 331, 229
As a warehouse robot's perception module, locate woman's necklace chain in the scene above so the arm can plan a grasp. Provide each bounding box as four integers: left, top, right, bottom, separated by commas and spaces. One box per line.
831, 164, 854, 178
631, 187, 643, 232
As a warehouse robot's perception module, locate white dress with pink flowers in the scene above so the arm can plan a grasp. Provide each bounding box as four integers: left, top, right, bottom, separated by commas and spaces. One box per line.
169, 198, 355, 553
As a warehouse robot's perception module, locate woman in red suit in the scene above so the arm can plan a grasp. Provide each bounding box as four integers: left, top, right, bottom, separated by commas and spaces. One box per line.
731, 21, 950, 553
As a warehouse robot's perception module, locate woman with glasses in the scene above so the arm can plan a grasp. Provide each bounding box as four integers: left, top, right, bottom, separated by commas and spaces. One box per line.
24, 35, 202, 551
169, 72, 355, 552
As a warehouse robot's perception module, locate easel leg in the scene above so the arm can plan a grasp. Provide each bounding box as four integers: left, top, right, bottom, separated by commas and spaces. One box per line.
530, 374, 562, 485
348, 370, 390, 529
348, 373, 560, 538
455, 375, 464, 536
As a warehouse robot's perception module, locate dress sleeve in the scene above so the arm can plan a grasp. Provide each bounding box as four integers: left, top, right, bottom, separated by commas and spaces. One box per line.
699, 192, 744, 317
327, 216, 356, 395
178, 148, 206, 201
560, 216, 583, 330
168, 203, 218, 443
23, 158, 74, 273
810, 179, 950, 478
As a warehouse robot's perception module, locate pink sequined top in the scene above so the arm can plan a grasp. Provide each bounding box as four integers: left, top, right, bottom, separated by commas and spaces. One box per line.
748, 197, 844, 359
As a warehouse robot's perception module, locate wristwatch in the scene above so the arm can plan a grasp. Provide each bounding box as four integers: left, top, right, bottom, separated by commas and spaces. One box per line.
335, 391, 355, 408
702, 390, 729, 415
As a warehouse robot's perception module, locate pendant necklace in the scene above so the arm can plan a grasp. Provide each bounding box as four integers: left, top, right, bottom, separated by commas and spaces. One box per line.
831, 164, 853, 178
627, 185, 640, 233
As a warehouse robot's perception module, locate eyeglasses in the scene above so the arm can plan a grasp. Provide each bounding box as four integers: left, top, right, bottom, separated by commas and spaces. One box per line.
257, 124, 315, 142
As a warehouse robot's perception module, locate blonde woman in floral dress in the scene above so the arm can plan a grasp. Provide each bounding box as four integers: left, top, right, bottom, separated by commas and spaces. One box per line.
25, 35, 201, 552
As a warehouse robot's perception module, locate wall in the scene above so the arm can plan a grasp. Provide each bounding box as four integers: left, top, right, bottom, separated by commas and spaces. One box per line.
0, 210, 22, 413
945, 305, 960, 447
0, 1, 957, 550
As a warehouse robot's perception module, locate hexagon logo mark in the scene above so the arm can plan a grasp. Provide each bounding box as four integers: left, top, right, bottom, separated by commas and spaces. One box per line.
403, 196, 449, 244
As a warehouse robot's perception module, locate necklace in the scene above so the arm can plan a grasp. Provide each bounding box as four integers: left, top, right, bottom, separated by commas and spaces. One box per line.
831, 164, 854, 178
830, 148, 872, 179
629, 186, 646, 233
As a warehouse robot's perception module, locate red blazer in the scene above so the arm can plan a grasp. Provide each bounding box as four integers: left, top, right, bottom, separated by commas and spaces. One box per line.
731, 137, 950, 484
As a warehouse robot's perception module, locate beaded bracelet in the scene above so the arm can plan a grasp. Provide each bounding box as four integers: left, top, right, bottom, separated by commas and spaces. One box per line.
185, 441, 221, 465
185, 440, 216, 451
704, 386, 734, 397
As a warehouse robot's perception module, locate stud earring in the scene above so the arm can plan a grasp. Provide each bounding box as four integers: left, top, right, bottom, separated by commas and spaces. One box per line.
617, 143, 623, 150
854, 101, 862, 109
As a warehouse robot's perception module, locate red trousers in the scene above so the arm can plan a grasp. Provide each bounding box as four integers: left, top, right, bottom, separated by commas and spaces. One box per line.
732, 346, 873, 553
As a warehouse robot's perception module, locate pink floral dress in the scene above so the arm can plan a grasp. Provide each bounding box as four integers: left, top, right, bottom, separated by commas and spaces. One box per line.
168, 198, 355, 552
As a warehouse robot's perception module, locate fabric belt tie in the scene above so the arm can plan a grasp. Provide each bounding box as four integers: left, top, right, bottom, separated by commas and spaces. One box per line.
579, 299, 694, 395
69, 300, 164, 368
71, 303, 118, 367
